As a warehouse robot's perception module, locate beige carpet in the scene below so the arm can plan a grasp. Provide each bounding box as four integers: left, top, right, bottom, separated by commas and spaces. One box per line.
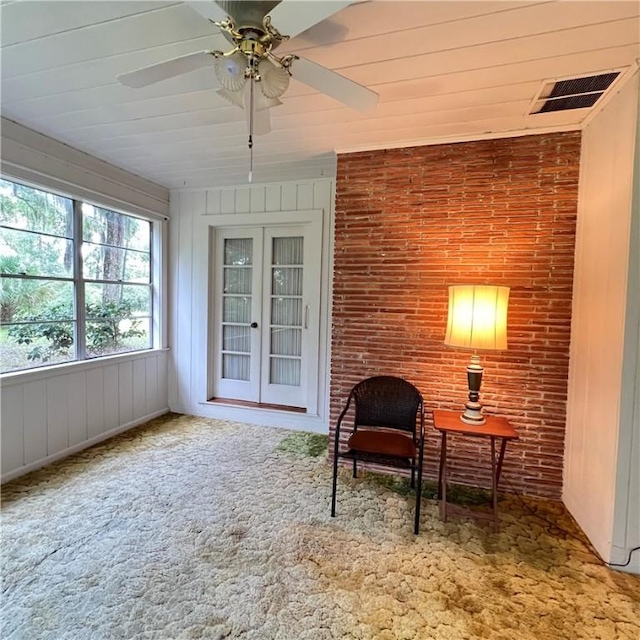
1, 413, 638, 640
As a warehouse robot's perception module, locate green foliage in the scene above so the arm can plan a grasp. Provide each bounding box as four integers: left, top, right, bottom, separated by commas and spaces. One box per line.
86, 300, 144, 352
0, 256, 52, 322
8, 300, 144, 363
1, 179, 151, 370
277, 432, 329, 457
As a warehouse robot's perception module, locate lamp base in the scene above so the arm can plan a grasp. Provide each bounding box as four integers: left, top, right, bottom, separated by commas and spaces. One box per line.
461, 354, 486, 425
461, 403, 486, 425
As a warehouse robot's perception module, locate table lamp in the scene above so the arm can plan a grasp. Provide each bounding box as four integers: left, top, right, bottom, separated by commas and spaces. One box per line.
444, 285, 509, 425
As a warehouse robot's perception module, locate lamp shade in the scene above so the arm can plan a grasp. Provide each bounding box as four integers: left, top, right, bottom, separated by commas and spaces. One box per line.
444, 285, 509, 351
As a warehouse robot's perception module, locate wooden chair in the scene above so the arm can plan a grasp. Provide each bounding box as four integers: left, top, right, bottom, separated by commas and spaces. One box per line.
330, 376, 426, 534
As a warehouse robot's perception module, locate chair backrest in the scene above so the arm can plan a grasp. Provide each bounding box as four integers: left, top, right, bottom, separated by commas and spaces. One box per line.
350, 376, 423, 435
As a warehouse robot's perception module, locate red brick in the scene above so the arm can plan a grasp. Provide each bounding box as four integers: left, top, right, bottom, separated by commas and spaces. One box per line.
330, 132, 581, 500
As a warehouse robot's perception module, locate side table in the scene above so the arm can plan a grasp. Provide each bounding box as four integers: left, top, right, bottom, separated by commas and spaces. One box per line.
433, 409, 519, 532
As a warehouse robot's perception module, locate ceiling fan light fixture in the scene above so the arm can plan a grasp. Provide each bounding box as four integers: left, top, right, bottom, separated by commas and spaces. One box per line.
255, 94, 283, 111
258, 58, 290, 99
215, 50, 248, 92
216, 87, 244, 109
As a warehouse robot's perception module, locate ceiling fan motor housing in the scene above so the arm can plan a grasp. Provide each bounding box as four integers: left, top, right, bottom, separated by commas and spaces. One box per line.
218, 1, 281, 31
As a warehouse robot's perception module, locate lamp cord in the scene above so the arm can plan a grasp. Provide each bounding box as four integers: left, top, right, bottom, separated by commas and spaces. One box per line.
503, 477, 640, 569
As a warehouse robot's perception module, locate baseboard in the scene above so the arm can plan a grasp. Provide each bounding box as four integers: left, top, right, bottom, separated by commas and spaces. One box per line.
1, 408, 170, 484
610, 544, 640, 575
170, 402, 328, 434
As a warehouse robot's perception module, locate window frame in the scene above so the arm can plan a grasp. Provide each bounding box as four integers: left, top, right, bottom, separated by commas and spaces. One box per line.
0, 177, 164, 375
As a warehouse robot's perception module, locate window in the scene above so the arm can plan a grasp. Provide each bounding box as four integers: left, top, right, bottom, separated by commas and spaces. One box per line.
0, 178, 155, 373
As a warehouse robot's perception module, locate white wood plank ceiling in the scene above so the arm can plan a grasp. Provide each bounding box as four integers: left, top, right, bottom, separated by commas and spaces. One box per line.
1, 1, 639, 189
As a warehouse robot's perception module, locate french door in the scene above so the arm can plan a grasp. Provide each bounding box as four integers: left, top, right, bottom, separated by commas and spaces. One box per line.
212, 224, 320, 409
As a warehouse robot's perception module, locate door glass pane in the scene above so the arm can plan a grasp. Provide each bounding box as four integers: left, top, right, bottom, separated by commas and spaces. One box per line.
271, 267, 302, 296
221, 238, 252, 381
224, 238, 252, 265
223, 325, 250, 352
272, 237, 303, 265
270, 357, 301, 386
271, 328, 301, 356
269, 237, 303, 387
271, 298, 301, 325
223, 354, 250, 381
224, 267, 251, 294
223, 296, 251, 323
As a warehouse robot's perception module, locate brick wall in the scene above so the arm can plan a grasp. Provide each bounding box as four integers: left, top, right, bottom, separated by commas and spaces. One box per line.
330, 132, 581, 499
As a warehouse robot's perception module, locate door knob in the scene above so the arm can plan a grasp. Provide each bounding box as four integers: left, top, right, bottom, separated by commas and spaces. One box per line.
250, 322, 258, 328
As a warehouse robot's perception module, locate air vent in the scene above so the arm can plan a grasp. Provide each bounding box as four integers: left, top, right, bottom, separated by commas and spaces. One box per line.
530, 71, 621, 114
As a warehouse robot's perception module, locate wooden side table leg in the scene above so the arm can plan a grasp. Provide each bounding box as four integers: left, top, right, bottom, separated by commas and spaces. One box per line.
496, 438, 508, 486
490, 436, 498, 533
439, 432, 448, 522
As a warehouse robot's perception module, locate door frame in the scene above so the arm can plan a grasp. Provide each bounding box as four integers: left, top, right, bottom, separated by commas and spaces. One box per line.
207, 210, 324, 415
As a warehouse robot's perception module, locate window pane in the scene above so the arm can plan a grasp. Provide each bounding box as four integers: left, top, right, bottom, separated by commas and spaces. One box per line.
1, 321, 75, 373
82, 204, 150, 252
0, 278, 74, 323
0, 179, 73, 238
86, 317, 150, 358
84, 283, 150, 316
82, 243, 150, 283
1, 227, 73, 278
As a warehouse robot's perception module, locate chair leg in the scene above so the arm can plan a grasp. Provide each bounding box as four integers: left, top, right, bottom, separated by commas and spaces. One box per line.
414, 467, 423, 535
414, 438, 425, 535
331, 430, 342, 518
353, 458, 357, 478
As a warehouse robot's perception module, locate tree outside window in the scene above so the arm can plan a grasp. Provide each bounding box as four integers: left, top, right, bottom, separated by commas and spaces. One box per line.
0, 178, 153, 373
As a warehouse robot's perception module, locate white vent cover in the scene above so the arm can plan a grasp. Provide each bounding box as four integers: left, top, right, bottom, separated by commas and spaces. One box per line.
530, 70, 623, 114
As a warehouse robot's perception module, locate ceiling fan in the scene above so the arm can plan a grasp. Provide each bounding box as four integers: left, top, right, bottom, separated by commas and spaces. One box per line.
117, 0, 379, 139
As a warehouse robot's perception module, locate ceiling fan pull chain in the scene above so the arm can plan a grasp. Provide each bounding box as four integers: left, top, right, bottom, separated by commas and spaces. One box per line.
248, 75, 255, 183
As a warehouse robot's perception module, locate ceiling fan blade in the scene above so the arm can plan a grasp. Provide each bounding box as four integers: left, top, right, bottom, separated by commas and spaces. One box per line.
268, 0, 354, 39
292, 56, 378, 113
184, 1, 229, 23
243, 83, 272, 136
117, 51, 217, 88
248, 105, 272, 136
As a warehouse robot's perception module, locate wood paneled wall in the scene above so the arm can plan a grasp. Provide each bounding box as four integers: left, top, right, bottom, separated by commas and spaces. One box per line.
564, 74, 640, 568
168, 179, 335, 431
1, 350, 169, 483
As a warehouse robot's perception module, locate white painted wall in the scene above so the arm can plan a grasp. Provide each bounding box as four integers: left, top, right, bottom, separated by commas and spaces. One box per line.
564, 72, 640, 573
0, 120, 171, 483
168, 180, 335, 432
1, 350, 169, 483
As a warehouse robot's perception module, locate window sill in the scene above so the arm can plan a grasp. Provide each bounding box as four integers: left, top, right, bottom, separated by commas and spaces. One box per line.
0, 347, 170, 387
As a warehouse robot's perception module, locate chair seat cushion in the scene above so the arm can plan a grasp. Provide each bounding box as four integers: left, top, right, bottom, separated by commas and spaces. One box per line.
348, 430, 416, 458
